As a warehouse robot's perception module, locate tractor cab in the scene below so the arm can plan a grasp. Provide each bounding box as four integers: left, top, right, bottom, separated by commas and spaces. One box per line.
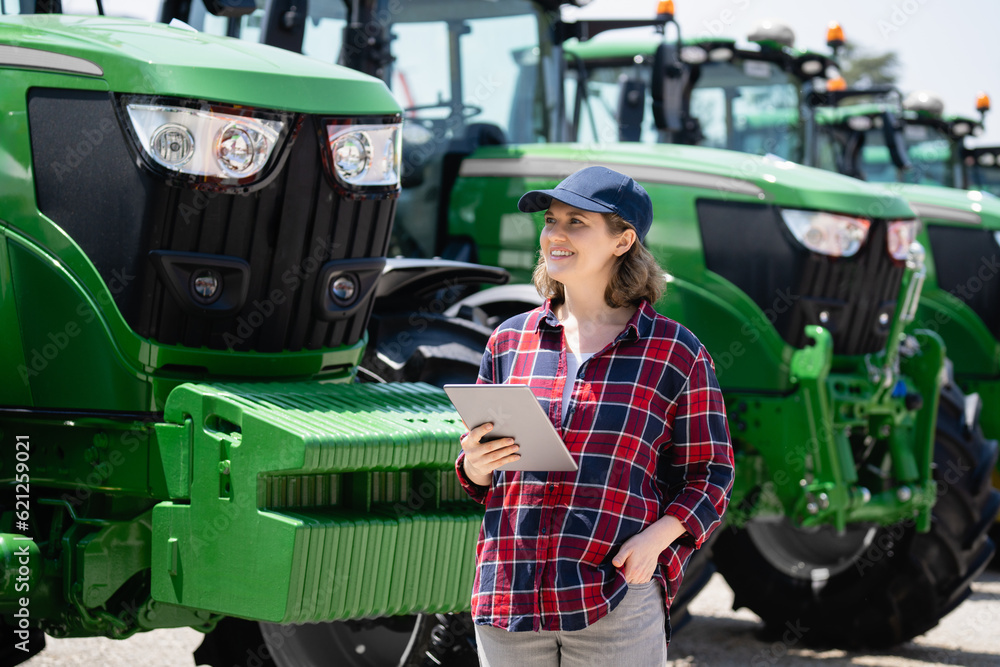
812, 89, 986, 188
966, 145, 1000, 196
561, 17, 838, 164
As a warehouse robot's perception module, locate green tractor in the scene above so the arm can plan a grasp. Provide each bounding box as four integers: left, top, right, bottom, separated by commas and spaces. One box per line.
811, 88, 987, 186
809, 89, 1000, 428
562, 8, 1000, 631
965, 143, 1000, 197
194, 0, 1000, 651
805, 85, 1000, 557
0, 2, 519, 666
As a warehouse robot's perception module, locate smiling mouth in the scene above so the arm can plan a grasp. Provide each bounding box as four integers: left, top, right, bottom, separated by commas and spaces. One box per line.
549, 250, 574, 258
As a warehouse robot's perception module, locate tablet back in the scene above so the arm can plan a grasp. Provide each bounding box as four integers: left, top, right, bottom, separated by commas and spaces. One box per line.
444, 384, 578, 472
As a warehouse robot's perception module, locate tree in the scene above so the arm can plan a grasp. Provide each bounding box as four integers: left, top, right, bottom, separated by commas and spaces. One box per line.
837, 42, 901, 89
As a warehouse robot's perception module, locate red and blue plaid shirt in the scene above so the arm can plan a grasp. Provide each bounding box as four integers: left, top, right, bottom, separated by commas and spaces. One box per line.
456, 299, 734, 634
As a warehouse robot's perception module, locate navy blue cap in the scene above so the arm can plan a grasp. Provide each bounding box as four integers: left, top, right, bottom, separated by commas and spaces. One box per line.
517, 166, 653, 242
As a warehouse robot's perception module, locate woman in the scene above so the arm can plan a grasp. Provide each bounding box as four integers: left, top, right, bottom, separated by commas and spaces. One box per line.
456, 166, 734, 666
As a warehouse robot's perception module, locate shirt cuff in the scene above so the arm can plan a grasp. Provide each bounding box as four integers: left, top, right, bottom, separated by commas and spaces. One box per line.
662, 497, 719, 549
456, 451, 490, 504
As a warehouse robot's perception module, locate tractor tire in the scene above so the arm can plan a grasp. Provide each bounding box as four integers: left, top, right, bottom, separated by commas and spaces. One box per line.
992, 520, 1000, 568
194, 618, 276, 667
0, 620, 44, 667
247, 614, 479, 667
991, 469, 1000, 569
362, 310, 493, 387
713, 378, 1000, 648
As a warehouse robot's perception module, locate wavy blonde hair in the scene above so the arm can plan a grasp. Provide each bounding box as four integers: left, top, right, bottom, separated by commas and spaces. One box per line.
532, 212, 665, 308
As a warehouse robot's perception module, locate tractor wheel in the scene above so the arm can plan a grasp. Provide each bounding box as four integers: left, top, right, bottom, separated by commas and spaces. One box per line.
714, 378, 1000, 648
194, 618, 276, 667
0, 620, 44, 667
362, 310, 493, 387
256, 615, 479, 667
991, 468, 1000, 568
193, 615, 477, 667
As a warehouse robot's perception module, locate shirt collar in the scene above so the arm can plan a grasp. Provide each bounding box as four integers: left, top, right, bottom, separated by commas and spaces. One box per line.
539, 299, 562, 330
537, 298, 655, 343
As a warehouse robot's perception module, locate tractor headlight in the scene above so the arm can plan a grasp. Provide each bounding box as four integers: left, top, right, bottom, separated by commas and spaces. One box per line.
951, 121, 972, 137
847, 115, 874, 132
799, 58, 824, 76
708, 47, 734, 62
120, 95, 292, 190
886, 219, 920, 260
150, 124, 195, 167
326, 123, 401, 188
781, 209, 871, 257
680, 46, 708, 64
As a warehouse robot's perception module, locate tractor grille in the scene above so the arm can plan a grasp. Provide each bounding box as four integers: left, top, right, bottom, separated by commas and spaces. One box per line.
29, 89, 395, 353
926, 225, 1000, 340
698, 200, 905, 356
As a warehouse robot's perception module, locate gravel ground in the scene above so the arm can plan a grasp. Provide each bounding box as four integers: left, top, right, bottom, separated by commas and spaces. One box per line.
21, 571, 1000, 666
669, 570, 1000, 666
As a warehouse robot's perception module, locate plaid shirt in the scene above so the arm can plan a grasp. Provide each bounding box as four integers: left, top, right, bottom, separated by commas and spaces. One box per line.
456, 299, 733, 633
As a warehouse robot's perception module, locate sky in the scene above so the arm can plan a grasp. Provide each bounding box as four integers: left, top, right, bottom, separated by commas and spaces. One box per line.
565, 0, 1000, 146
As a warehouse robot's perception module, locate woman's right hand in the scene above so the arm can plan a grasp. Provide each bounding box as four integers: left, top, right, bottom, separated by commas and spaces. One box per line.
460, 423, 521, 487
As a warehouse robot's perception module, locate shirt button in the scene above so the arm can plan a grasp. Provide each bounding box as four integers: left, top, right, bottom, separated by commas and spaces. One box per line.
548, 484, 555, 491
541, 527, 547, 535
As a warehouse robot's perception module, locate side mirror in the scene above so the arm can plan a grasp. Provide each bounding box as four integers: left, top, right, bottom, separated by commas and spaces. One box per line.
617, 77, 646, 142
261, 0, 308, 53
651, 41, 685, 134
204, 0, 258, 17
882, 110, 913, 171
841, 130, 866, 179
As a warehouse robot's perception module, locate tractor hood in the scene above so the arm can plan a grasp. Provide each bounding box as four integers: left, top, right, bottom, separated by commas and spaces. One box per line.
460, 143, 916, 219
888, 183, 1000, 229
0, 15, 400, 115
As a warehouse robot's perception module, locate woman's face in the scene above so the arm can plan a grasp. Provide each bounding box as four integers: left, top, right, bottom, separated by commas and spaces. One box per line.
540, 200, 635, 292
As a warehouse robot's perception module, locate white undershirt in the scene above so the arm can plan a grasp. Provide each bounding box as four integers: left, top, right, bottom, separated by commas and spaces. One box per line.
562, 351, 595, 424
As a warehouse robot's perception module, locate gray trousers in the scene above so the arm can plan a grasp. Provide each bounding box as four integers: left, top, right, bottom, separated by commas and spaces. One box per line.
473, 580, 668, 667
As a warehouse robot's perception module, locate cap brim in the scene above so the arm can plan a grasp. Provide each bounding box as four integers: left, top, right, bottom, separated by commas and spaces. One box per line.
517, 189, 616, 215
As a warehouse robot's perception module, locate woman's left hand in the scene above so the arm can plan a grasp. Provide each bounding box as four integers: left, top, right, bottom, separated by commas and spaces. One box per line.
611, 530, 664, 584
612, 515, 687, 583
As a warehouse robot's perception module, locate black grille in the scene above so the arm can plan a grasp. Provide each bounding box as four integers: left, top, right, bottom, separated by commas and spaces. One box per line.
926, 225, 1000, 340
29, 89, 395, 353
698, 200, 905, 356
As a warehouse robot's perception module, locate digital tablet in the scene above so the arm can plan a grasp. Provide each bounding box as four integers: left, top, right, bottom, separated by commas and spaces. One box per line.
443, 384, 578, 472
